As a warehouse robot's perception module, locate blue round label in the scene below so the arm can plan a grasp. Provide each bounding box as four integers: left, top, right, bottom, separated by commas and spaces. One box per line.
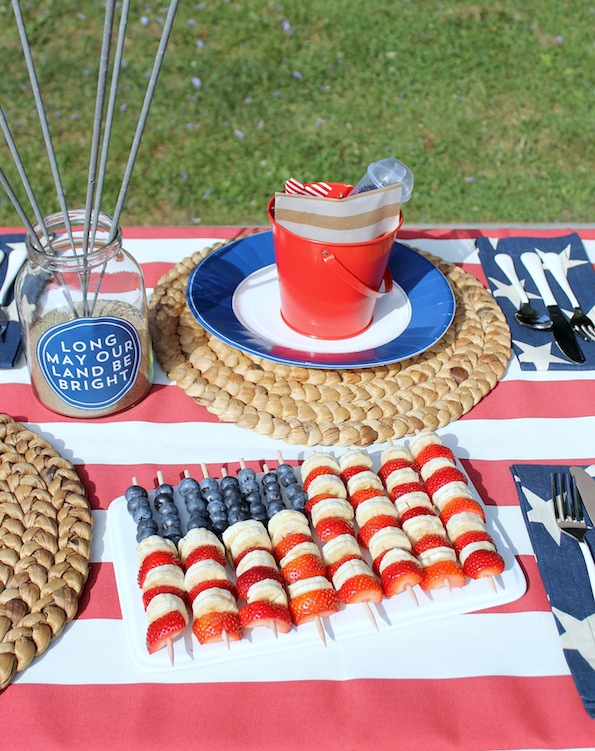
36, 316, 142, 410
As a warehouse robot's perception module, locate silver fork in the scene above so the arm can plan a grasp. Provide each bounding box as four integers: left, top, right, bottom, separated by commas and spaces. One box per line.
539, 251, 595, 342
551, 472, 595, 595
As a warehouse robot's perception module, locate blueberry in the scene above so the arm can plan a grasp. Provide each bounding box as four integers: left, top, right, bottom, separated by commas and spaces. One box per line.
154, 492, 174, 511
223, 489, 242, 505
136, 525, 157, 542
262, 471, 278, 486
209, 510, 228, 524
178, 477, 201, 496
156, 501, 178, 517
207, 499, 226, 514
160, 513, 180, 529
186, 496, 207, 514
164, 532, 182, 545
156, 483, 174, 496
200, 477, 219, 493
244, 491, 262, 505
188, 513, 211, 530
249, 502, 267, 517
126, 495, 145, 514
202, 488, 224, 503
132, 504, 153, 523
125, 484, 148, 502
239, 479, 259, 495
212, 518, 229, 532
265, 489, 283, 504
220, 476, 240, 492
276, 462, 294, 477
291, 497, 306, 511
284, 483, 300, 500
237, 467, 256, 484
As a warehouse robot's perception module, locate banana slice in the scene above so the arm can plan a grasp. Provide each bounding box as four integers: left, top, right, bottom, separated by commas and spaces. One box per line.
378, 547, 420, 575
192, 587, 239, 618
419, 456, 457, 481
235, 549, 278, 578
368, 527, 412, 561
223, 519, 270, 551
408, 430, 442, 457
279, 541, 323, 569
384, 467, 419, 495
355, 496, 399, 527
310, 497, 354, 528
307, 474, 347, 499
430, 483, 474, 511
184, 559, 229, 592
288, 575, 333, 599
417, 547, 457, 566
301, 452, 341, 482
401, 514, 445, 543
142, 564, 185, 592
380, 445, 415, 466
458, 540, 497, 565
321, 534, 361, 564
146, 592, 188, 624
347, 470, 384, 495
178, 528, 225, 563
268, 510, 311, 547
445, 512, 485, 540
246, 579, 288, 605
332, 558, 375, 591
338, 450, 373, 472
136, 535, 178, 563
393, 491, 433, 514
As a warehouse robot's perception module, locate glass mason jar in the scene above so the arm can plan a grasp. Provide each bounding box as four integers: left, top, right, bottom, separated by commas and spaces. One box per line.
15, 209, 153, 417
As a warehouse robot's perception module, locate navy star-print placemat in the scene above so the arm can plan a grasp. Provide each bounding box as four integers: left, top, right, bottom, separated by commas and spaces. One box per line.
477, 234, 595, 370
512, 463, 595, 718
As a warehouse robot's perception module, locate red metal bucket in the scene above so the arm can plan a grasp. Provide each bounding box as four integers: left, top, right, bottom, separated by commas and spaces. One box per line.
267, 185, 403, 339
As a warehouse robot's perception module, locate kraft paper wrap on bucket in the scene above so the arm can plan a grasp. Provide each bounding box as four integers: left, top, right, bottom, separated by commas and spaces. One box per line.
268, 182, 403, 339
273, 183, 402, 243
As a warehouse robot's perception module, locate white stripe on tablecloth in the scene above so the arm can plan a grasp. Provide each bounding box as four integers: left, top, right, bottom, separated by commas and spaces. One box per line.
22, 416, 595, 466
14, 610, 567, 685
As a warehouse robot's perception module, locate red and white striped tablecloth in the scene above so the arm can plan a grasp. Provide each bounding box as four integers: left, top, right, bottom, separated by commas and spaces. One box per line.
1, 225, 594, 750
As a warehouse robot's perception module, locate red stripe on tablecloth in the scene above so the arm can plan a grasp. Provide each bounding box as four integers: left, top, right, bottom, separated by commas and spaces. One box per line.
3, 675, 593, 750
77, 563, 122, 620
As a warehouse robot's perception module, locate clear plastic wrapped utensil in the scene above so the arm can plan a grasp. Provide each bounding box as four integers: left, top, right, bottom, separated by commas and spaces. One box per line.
349, 157, 414, 201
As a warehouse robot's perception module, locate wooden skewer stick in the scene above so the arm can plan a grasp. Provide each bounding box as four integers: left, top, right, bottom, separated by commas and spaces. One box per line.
156, 470, 165, 486
406, 584, 419, 606
222, 629, 230, 651
487, 575, 497, 593
315, 617, 327, 647
200, 462, 210, 480
362, 602, 378, 631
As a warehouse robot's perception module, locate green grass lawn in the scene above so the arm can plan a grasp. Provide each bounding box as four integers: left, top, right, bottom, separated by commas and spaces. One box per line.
1, 0, 594, 228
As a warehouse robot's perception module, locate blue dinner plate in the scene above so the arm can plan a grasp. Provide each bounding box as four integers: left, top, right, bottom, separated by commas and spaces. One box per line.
186, 231, 455, 369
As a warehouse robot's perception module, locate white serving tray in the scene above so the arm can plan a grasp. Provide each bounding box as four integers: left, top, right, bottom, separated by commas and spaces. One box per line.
108, 462, 526, 673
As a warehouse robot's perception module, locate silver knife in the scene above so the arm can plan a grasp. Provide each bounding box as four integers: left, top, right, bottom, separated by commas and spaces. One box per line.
520, 252, 585, 363
570, 467, 595, 524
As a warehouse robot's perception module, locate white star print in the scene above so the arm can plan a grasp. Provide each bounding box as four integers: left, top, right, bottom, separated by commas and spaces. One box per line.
514, 339, 570, 370
523, 485, 561, 543
552, 607, 595, 670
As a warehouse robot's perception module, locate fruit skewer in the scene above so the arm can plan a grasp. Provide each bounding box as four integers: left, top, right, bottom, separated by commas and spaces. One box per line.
338, 449, 422, 606
126, 476, 189, 665
379, 443, 466, 593
408, 432, 504, 588
180, 468, 242, 649
302, 452, 382, 629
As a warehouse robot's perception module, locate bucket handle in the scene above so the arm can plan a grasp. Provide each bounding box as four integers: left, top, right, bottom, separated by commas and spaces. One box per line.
321, 250, 393, 299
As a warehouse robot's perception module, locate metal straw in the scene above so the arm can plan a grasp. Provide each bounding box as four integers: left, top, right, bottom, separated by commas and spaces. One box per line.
90, 0, 131, 251
90, 0, 180, 314
80, 0, 116, 314
0, 106, 55, 253
109, 0, 180, 239
0, 168, 77, 316
11, 0, 76, 255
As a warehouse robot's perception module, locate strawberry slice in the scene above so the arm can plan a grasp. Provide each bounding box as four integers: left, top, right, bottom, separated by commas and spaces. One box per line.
336, 573, 383, 604
326, 553, 364, 580
420, 560, 466, 591
142, 585, 186, 610
236, 565, 285, 600
349, 487, 388, 508
389, 481, 425, 501
234, 545, 271, 567
440, 497, 486, 525
357, 515, 400, 549
185, 544, 227, 569
463, 549, 504, 579
281, 553, 327, 583
414, 443, 455, 467
146, 610, 187, 654
399, 506, 435, 525
381, 560, 424, 597
239, 601, 293, 633
305, 492, 335, 515
413, 534, 451, 556
289, 588, 340, 625
340, 465, 369, 483
303, 466, 339, 492
192, 611, 243, 645
424, 466, 468, 498
379, 458, 416, 481
274, 532, 312, 561
451, 529, 493, 555
315, 517, 355, 543
138, 551, 182, 587
187, 579, 237, 604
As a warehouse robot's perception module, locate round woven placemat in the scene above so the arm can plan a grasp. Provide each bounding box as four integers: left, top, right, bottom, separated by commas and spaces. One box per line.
149, 238, 511, 447
0, 414, 92, 690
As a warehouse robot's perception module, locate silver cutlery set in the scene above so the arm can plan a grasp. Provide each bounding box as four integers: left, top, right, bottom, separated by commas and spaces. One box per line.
495, 251, 595, 363
552, 468, 595, 597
